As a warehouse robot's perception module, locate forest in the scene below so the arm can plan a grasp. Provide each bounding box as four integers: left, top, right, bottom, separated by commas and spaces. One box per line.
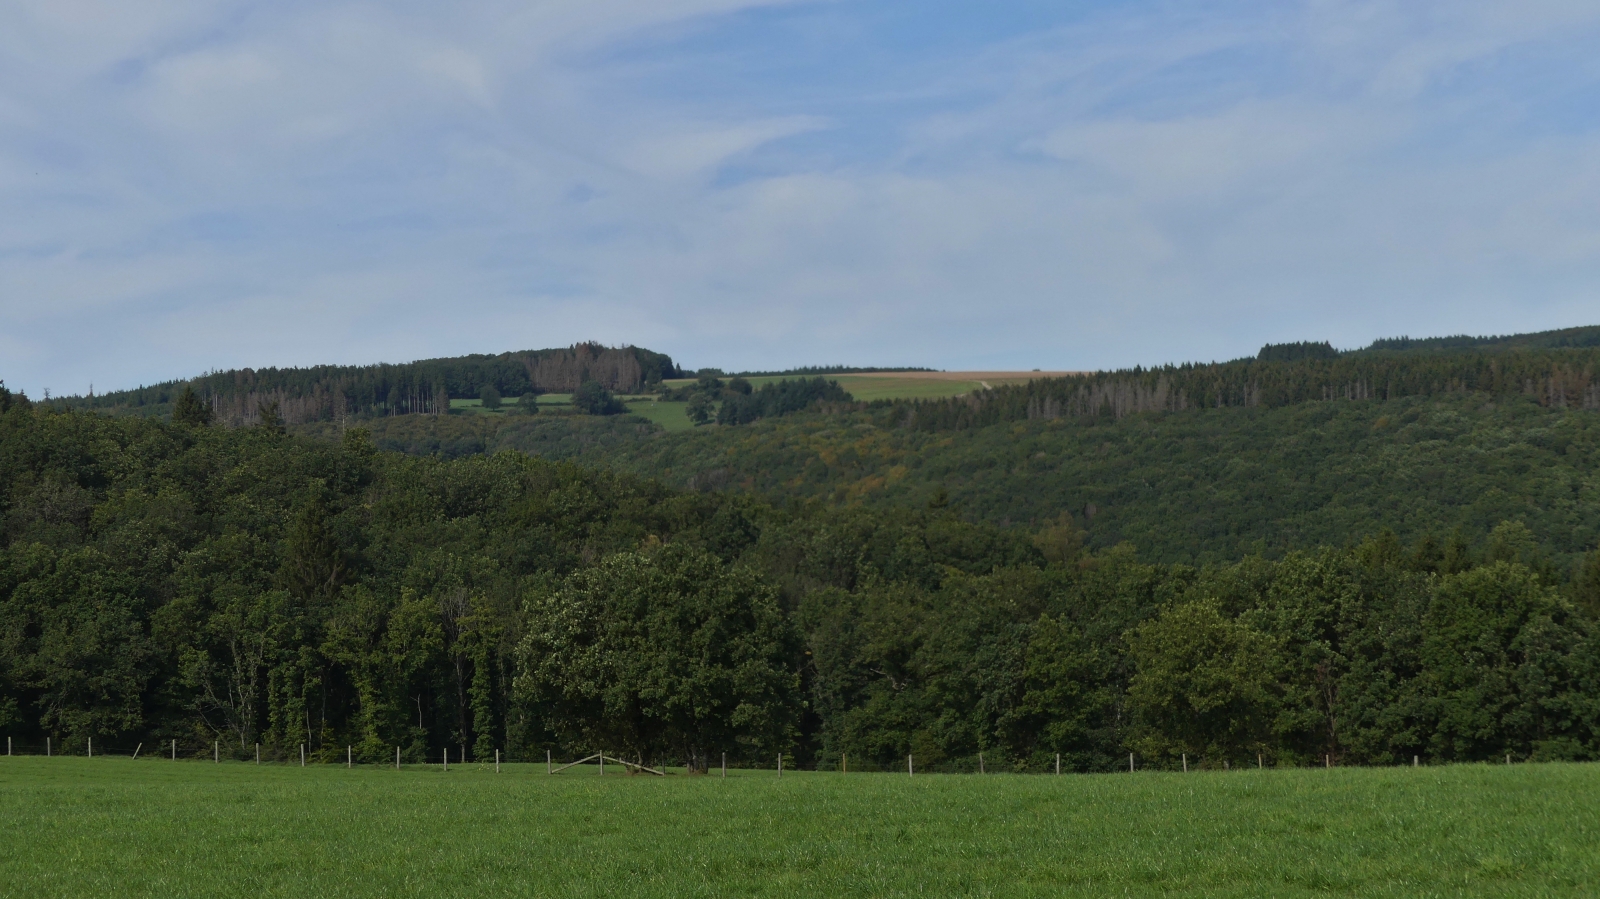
59, 343, 683, 428
3, 383, 1600, 770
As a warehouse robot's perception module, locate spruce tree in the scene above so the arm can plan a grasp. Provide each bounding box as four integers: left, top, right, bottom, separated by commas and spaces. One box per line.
171, 385, 213, 426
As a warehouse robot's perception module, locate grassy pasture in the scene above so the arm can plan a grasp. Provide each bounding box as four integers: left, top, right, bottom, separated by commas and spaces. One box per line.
2, 757, 1595, 897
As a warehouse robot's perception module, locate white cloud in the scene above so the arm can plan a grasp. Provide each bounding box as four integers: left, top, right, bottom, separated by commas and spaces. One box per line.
5, 0, 1600, 393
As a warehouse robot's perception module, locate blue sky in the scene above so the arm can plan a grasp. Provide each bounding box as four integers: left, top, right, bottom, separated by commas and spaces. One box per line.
5, 1, 1600, 396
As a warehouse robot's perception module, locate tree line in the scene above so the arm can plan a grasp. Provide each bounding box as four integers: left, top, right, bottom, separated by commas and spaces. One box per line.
56, 344, 682, 428
891, 344, 1600, 430
3, 398, 1598, 769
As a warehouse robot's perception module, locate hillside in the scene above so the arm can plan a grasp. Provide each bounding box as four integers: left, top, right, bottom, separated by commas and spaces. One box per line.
59, 343, 684, 426
4, 393, 1600, 774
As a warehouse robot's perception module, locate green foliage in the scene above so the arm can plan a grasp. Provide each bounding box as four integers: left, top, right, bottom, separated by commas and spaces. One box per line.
571, 381, 626, 416
686, 393, 713, 425
60, 343, 681, 426
170, 386, 212, 427
5, 403, 1600, 770
516, 545, 800, 769
1258, 341, 1339, 362
517, 393, 538, 416
486, 393, 1600, 566
479, 386, 501, 410
716, 377, 853, 425
1127, 600, 1280, 764
897, 344, 1600, 430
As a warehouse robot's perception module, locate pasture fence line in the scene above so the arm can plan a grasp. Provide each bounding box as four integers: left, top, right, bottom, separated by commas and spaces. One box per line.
0, 737, 1538, 774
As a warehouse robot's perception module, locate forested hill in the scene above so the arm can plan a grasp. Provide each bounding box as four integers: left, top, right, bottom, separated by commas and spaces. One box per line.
62, 343, 682, 427
4, 395, 1600, 771
895, 329, 1600, 430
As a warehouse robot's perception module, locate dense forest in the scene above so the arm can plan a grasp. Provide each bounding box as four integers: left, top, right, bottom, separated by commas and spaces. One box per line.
307, 390, 1600, 567
3, 387, 1600, 770
893, 341, 1600, 430
59, 344, 682, 428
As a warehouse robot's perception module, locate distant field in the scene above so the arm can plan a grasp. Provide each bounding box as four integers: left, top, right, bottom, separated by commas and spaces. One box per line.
664, 371, 1080, 402
3, 757, 1595, 897
624, 399, 694, 431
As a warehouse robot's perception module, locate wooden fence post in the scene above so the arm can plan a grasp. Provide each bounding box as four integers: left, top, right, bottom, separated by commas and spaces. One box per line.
88, 737, 92, 758
347, 746, 352, 768
1056, 753, 1060, 775
1182, 753, 1187, 773
300, 743, 305, 767
397, 746, 401, 770
256, 743, 260, 765
908, 753, 914, 777
496, 749, 500, 774
1129, 752, 1133, 772
722, 752, 726, 778
547, 750, 551, 775
979, 752, 984, 775
214, 741, 218, 763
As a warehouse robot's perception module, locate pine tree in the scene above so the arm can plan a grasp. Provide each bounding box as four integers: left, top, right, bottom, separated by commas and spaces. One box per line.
172, 385, 213, 426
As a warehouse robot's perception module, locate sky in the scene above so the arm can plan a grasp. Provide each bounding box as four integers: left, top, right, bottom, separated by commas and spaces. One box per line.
4, 1, 1600, 396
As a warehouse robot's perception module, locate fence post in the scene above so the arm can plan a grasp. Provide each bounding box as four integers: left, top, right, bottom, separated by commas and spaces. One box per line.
397, 746, 401, 770
778, 753, 782, 778
1325, 754, 1330, 769
6, 737, 9, 756
1129, 752, 1134, 772
1182, 753, 1187, 773
547, 750, 551, 775
301, 743, 305, 767
46, 737, 50, 757
842, 753, 846, 774
444, 749, 448, 772
1258, 753, 1263, 769
908, 753, 914, 777
496, 749, 500, 774
347, 746, 352, 769
256, 743, 260, 765
1413, 755, 1419, 768
598, 751, 603, 777
1056, 753, 1060, 775
722, 752, 726, 778
979, 752, 984, 775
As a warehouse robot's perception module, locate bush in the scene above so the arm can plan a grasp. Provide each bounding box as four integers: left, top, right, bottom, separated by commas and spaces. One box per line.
572, 381, 626, 415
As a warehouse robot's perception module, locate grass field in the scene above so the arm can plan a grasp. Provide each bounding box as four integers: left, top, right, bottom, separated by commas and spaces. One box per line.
2, 757, 1595, 897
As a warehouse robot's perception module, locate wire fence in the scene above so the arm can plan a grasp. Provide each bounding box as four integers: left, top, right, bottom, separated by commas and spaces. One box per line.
2, 737, 1470, 774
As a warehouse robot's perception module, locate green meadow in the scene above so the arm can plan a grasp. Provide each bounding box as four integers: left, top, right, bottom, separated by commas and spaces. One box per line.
3, 757, 1595, 898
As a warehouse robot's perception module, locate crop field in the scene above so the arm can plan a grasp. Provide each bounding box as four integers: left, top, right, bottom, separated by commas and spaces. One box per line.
2, 757, 1595, 897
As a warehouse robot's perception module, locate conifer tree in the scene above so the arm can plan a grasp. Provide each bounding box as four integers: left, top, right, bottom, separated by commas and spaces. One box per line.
171, 385, 213, 426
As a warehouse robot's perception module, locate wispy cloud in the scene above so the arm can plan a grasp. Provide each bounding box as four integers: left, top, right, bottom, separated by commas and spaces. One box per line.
4, 1, 1600, 394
